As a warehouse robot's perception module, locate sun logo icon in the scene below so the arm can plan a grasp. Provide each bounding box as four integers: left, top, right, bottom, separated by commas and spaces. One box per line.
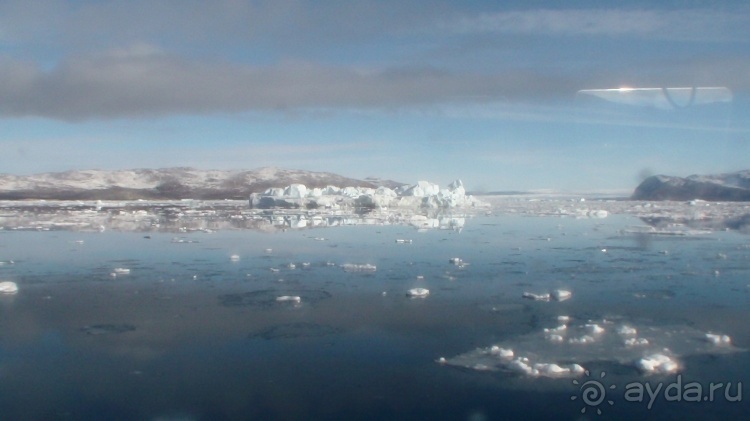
571, 370, 616, 415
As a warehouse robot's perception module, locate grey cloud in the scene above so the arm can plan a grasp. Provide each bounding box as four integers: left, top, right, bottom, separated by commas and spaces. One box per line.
0, 47, 586, 120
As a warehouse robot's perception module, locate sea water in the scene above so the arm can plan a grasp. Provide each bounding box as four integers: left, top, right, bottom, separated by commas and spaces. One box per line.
1, 213, 749, 419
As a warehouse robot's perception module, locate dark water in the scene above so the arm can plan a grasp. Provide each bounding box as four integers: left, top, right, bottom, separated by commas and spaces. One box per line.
1, 215, 749, 420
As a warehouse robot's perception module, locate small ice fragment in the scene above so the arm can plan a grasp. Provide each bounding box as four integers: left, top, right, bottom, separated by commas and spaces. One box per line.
313, 237, 327, 241
509, 359, 535, 376
270, 268, 280, 273
276, 296, 301, 303
264, 248, 273, 253
624, 338, 649, 347
0, 281, 19, 295
230, 254, 240, 261
601, 248, 607, 253
302, 262, 310, 267
547, 334, 564, 343
705, 333, 732, 346
437, 357, 447, 364
449, 257, 463, 265
489, 346, 514, 359
407, 288, 430, 298
113, 268, 130, 275
617, 325, 638, 336
193, 275, 198, 280
557, 315, 571, 322
381, 291, 387, 296
287, 263, 296, 269
416, 275, 424, 280
552, 289, 572, 301
585, 324, 605, 334
522, 292, 550, 301
395, 239, 413, 244
637, 353, 679, 374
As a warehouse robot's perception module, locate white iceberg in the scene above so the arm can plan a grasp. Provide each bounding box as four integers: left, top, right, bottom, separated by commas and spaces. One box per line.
0, 281, 19, 294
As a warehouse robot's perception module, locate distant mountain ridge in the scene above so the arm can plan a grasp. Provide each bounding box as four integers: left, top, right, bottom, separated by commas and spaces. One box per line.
632, 170, 750, 201
0, 167, 403, 200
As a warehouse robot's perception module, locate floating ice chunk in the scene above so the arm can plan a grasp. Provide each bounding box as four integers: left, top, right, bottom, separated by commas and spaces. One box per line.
557, 315, 571, 322
276, 296, 301, 303
705, 333, 732, 346
625, 338, 649, 347
270, 268, 280, 273
449, 257, 463, 265
0, 281, 19, 295
509, 359, 535, 376
543, 325, 567, 333
407, 288, 430, 298
437, 357, 447, 364
617, 325, 638, 336
230, 254, 240, 261
341, 263, 377, 272
395, 239, 413, 244
589, 210, 609, 218
637, 353, 680, 374
287, 263, 296, 269
552, 289, 572, 301
585, 324, 605, 335
113, 268, 130, 275
0, 260, 14, 266
547, 334, 564, 343
264, 248, 273, 253
313, 237, 327, 241
522, 292, 551, 301
489, 346, 514, 359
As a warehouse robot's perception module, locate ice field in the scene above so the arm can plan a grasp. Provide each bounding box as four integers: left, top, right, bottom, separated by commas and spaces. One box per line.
1, 198, 749, 419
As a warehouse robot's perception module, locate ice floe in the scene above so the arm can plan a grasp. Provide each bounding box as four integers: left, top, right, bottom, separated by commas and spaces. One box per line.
441, 318, 741, 378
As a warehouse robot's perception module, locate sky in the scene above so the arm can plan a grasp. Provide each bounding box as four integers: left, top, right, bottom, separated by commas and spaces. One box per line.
1, 0, 749, 192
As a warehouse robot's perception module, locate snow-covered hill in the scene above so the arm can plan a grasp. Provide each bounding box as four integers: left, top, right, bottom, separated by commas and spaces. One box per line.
632, 170, 750, 201
0, 167, 402, 200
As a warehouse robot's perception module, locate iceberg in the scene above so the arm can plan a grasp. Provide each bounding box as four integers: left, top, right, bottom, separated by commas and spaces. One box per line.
249, 179, 484, 210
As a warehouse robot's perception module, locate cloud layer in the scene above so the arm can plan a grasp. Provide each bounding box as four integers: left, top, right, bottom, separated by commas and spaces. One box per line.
0, 1, 748, 120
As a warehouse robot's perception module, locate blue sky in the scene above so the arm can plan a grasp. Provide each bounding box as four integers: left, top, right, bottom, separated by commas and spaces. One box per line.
1, 0, 749, 192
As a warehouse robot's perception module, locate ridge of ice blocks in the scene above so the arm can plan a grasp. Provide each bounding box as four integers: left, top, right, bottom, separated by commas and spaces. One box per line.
276, 296, 301, 303
113, 268, 130, 274
637, 353, 680, 374
0, 281, 19, 294
341, 263, 377, 272
407, 288, 430, 298
509, 359, 585, 377
705, 333, 732, 346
